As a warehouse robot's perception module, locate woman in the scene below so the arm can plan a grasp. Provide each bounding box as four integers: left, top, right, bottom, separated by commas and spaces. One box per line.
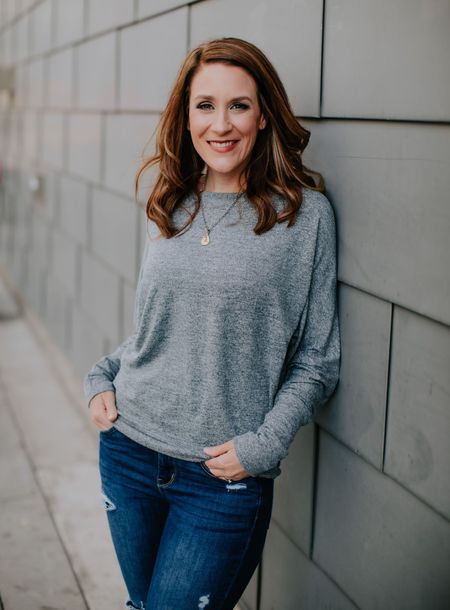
84, 37, 340, 610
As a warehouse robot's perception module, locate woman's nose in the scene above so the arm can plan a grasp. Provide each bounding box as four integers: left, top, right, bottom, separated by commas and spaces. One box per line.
212, 109, 232, 133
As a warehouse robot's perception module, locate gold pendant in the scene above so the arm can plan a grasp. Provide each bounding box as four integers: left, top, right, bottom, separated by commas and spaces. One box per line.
201, 230, 210, 245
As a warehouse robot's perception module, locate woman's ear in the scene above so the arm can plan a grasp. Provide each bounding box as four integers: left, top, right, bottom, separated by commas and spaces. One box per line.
259, 115, 267, 130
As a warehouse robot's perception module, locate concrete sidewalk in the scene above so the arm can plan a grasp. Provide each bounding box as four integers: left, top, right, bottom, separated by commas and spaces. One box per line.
0, 275, 128, 610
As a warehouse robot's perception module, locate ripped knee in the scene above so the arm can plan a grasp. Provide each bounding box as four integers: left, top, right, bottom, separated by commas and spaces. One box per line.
125, 599, 145, 609
101, 490, 116, 511
198, 593, 211, 608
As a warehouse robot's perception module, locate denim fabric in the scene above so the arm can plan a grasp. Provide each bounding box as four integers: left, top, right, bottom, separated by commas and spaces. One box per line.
99, 427, 274, 610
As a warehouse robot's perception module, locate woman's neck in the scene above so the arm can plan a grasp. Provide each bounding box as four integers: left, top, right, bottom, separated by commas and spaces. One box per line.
200, 173, 245, 194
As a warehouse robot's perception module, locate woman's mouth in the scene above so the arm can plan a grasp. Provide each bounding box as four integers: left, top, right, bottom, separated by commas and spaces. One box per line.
208, 140, 239, 152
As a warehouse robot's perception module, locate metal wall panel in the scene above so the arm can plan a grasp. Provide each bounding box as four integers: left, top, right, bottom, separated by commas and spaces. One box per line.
67, 113, 102, 182
77, 33, 116, 111
119, 8, 188, 111
316, 283, 391, 468
271, 422, 315, 554
51, 228, 77, 298
80, 249, 121, 345
138, 0, 188, 19
69, 304, 106, 380
22, 111, 38, 161
239, 568, 258, 610
260, 520, 358, 610
103, 113, 159, 198
30, 0, 53, 57
54, 0, 84, 48
42, 112, 65, 170
322, 0, 450, 120
59, 175, 89, 247
25, 57, 45, 108
314, 431, 450, 610
385, 306, 450, 519
91, 188, 138, 283
303, 120, 450, 326
45, 272, 70, 350
87, 0, 134, 37
48, 47, 73, 109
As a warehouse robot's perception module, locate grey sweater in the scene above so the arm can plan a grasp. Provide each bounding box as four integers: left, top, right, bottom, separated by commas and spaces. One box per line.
83, 188, 340, 478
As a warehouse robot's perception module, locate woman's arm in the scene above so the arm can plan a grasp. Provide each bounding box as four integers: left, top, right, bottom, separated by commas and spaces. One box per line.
83, 334, 137, 408
233, 198, 341, 476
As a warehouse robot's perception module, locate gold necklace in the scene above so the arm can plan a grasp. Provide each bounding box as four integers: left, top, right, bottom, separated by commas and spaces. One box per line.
199, 189, 245, 245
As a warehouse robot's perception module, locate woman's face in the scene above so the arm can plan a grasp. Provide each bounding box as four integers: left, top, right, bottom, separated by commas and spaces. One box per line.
187, 62, 266, 191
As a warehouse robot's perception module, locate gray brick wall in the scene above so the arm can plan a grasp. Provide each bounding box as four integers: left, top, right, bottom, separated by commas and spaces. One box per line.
0, 1, 449, 609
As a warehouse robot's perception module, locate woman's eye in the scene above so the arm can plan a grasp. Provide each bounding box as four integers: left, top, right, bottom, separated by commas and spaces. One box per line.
196, 102, 249, 110
197, 102, 213, 110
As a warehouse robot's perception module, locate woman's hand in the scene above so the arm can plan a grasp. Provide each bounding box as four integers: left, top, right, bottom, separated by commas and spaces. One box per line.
203, 439, 251, 481
88, 390, 119, 431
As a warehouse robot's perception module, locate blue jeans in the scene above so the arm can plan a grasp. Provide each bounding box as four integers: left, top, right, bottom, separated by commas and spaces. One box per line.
99, 427, 274, 610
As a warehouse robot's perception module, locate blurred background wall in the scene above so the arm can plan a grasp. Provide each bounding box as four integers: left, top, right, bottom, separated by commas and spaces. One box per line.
0, 1, 449, 609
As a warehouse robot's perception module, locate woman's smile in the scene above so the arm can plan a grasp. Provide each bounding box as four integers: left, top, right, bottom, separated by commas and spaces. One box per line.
207, 139, 240, 152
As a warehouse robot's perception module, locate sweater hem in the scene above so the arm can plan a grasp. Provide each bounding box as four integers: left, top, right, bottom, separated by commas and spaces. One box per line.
111, 417, 281, 479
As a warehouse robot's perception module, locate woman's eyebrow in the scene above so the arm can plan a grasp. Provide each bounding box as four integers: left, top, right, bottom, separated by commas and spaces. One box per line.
193, 95, 253, 102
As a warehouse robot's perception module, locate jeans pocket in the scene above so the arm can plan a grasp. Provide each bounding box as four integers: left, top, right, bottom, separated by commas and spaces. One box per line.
100, 425, 116, 436
199, 460, 263, 498
199, 460, 224, 480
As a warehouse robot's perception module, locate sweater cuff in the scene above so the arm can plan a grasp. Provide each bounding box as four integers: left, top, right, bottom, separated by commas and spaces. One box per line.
84, 380, 116, 409
233, 431, 282, 477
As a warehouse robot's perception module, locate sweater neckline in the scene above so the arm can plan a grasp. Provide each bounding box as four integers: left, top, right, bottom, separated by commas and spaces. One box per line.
202, 190, 242, 195
196, 190, 247, 203
201, 190, 245, 197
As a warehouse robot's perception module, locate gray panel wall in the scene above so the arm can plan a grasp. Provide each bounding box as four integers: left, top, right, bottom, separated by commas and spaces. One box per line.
0, 1, 449, 609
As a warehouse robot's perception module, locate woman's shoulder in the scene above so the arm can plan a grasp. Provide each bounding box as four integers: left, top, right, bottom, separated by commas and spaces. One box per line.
299, 187, 335, 222
272, 187, 335, 226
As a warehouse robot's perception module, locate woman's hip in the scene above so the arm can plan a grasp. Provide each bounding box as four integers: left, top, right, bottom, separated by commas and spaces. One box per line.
98, 426, 274, 524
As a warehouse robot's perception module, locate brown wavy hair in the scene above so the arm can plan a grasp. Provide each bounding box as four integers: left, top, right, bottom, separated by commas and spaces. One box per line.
134, 37, 325, 238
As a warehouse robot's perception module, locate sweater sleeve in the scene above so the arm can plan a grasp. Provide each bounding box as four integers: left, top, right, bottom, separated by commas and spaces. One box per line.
83, 237, 149, 408
233, 198, 341, 476
83, 334, 136, 408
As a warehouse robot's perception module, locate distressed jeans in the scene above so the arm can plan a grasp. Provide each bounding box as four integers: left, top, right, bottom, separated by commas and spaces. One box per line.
99, 427, 274, 610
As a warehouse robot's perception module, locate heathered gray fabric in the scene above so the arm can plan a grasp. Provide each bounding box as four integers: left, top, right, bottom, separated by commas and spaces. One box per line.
83, 187, 340, 478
